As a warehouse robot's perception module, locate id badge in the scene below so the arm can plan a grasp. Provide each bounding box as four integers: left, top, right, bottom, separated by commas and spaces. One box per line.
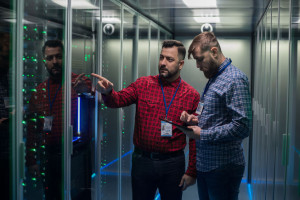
161, 121, 172, 137
43, 116, 54, 132
196, 102, 204, 115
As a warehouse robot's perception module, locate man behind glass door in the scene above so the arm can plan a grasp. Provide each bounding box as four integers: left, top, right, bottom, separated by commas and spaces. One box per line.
92, 40, 200, 200
26, 40, 91, 200
180, 32, 252, 200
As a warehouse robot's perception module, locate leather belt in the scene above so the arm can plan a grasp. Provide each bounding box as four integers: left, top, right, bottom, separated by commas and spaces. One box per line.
134, 147, 183, 160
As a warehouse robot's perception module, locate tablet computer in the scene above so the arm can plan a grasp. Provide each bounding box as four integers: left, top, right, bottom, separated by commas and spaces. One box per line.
160, 118, 193, 131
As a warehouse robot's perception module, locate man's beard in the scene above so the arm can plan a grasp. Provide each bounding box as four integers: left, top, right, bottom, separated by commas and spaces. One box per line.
47, 64, 62, 80
159, 66, 178, 79
203, 60, 219, 79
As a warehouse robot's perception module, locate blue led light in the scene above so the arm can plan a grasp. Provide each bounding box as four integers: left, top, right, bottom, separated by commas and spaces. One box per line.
77, 96, 81, 134
100, 150, 133, 170
247, 184, 253, 200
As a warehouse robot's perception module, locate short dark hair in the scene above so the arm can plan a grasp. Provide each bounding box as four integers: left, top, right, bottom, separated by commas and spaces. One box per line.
42, 40, 63, 57
162, 40, 186, 60
188, 32, 221, 59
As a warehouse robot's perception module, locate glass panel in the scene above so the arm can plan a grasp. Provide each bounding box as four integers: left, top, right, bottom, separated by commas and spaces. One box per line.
23, 1, 66, 199
286, 0, 300, 198
252, 22, 263, 199
100, 0, 121, 199
265, 0, 279, 199
137, 16, 149, 77
70, 0, 98, 199
274, 0, 290, 199
150, 25, 159, 76
0, 1, 14, 199
264, 6, 274, 199
121, 7, 137, 200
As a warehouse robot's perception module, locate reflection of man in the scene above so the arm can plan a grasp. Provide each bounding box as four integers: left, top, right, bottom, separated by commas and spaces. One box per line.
26, 40, 91, 200
180, 32, 252, 200
92, 40, 200, 200
0, 31, 10, 200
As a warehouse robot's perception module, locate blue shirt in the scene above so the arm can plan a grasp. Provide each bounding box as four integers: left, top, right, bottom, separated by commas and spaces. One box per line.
197, 58, 252, 172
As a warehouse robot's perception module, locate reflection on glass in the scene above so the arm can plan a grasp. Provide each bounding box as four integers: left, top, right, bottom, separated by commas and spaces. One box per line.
71, 1, 98, 199
100, 1, 121, 199
23, 1, 67, 199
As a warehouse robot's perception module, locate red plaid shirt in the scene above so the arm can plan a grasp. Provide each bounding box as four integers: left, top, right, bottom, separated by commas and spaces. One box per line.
102, 75, 200, 177
26, 73, 91, 166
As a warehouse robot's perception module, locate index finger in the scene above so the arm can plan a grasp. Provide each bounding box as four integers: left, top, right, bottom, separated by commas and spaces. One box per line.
74, 73, 86, 82
91, 73, 106, 81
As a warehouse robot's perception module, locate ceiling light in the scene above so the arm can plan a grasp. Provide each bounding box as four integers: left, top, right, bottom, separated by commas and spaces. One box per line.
51, 0, 99, 9
193, 9, 220, 23
182, 0, 217, 8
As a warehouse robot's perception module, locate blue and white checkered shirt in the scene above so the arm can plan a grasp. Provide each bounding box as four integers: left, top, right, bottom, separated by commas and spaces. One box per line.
197, 58, 252, 172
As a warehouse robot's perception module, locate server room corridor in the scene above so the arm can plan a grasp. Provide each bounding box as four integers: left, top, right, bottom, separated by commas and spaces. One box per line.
0, 0, 299, 199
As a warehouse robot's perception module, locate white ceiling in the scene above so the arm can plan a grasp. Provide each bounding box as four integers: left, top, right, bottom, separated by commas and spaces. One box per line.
121, 0, 270, 36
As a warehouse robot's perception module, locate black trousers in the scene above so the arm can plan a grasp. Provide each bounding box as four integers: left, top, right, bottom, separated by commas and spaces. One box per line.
131, 150, 185, 200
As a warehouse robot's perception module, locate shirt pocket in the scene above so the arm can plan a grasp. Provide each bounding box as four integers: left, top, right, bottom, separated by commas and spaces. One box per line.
138, 98, 160, 116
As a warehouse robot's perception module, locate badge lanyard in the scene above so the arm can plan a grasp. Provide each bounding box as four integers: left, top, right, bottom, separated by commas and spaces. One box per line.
159, 76, 181, 119
48, 79, 62, 113
201, 59, 232, 99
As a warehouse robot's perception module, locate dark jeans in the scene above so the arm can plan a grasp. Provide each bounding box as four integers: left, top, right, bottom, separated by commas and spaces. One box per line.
131, 150, 185, 200
197, 164, 245, 200
43, 147, 63, 200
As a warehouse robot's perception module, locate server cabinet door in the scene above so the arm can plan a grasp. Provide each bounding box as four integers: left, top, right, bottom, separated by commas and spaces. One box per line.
22, 1, 67, 199
70, 1, 99, 199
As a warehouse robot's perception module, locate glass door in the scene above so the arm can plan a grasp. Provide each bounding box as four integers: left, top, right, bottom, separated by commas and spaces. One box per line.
23, 1, 67, 199
70, 0, 99, 199
0, 0, 15, 199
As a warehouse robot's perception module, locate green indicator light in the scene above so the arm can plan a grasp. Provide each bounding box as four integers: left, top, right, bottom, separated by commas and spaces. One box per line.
41, 173, 45, 176
31, 118, 37, 122
124, 66, 127, 69
22, 74, 25, 77
23, 58, 25, 61
32, 178, 36, 181
22, 183, 26, 186
88, 55, 90, 58
22, 89, 25, 92
43, 59, 46, 62
34, 28, 37, 31
27, 101, 29, 103
42, 88, 46, 91
27, 74, 29, 77
31, 75, 34, 77
24, 26, 27, 29
123, 82, 126, 84
41, 145, 45, 149
31, 89, 37, 92
42, 31, 46, 34
39, 116, 45, 119
22, 121, 26, 124
30, 148, 36, 152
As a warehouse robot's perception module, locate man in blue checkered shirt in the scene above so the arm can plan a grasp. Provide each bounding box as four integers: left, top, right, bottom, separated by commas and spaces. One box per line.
180, 32, 252, 200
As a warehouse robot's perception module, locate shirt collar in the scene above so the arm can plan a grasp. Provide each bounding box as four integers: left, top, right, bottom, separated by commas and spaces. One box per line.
158, 75, 181, 87
217, 58, 231, 72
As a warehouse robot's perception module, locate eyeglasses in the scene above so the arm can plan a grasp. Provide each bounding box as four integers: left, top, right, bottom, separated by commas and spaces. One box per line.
45, 54, 63, 61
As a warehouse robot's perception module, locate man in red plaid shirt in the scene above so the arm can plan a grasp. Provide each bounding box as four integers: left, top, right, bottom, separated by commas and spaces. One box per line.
26, 40, 91, 200
92, 40, 200, 200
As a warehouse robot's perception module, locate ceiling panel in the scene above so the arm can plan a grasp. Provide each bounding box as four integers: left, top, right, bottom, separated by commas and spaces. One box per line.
122, 0, 270, 36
